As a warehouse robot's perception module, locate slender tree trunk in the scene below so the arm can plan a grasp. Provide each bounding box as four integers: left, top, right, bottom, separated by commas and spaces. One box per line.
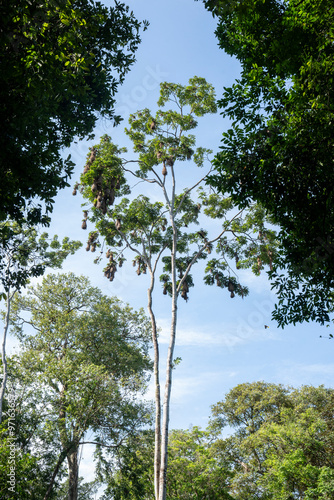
147, 271, 161, 500
43, 449, 69, 500
67, 448, 79, 500
158, 214, 178, 500
0, 289, 14, 423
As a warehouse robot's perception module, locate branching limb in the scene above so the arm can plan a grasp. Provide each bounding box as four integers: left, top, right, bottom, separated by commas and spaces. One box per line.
177, 208, 244, 293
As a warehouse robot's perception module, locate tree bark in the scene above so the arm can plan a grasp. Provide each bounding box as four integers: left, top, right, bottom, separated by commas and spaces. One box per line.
158, 206, 178, 500
67, 448, 79, 500
0, 289, 14, 423
147, 270, 161, 500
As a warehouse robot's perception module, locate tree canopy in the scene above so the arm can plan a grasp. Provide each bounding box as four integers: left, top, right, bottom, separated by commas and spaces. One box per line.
210, 382, 334, 499
201, 0, 334, 325
0, 0, 147, 228
102, 381, 334, 499
4, 272, 152, 500
0, 221, 81, 423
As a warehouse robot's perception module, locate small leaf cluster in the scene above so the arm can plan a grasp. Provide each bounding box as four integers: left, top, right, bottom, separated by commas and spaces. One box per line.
0, 221, 81, 294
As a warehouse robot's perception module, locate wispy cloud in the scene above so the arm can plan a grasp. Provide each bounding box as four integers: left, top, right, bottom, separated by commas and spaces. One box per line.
273, 361, 334, 386
144, 369, 238, 405
156, 317, 278, 348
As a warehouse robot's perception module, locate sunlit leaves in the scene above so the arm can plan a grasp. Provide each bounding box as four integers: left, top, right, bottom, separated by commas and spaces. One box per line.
0, 221, 81, 293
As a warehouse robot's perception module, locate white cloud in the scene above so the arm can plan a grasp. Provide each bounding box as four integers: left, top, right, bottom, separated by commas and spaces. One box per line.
143, 369, 238, 406
274, 361, 334, 386
156, 317, 278, 348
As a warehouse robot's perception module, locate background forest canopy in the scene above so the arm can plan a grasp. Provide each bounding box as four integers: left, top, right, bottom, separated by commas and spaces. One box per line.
1, 0, 334, 498
2, 378, 334, 499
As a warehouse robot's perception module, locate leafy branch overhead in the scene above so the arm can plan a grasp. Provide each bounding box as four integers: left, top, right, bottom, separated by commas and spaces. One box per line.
0, 0, 147, 230
202, 0, 334, 324
0, 221, 82, 293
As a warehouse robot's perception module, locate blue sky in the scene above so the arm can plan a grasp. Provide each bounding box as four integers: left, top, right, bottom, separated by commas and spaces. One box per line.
6, 0, 334, 491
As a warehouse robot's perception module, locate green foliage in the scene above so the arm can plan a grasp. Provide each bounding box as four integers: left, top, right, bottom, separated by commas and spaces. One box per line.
123, 76, 216, 176
0, 363, 66, 499
77, 78, 279, 302
6, 273, 152, 499
0, 221, 81, 293
103, 381, 334, 499
166, 427, 234, 499
55, 477, 99, 500
210, 382, 334, 499
99, 430, 155, 500
104, 427, 234, 500
0, 0, 147, 228
203, 0, 334, 324
0, 432, 61, 499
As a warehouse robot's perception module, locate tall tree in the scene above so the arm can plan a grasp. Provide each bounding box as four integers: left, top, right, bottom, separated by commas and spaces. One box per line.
75, 77, 278, 500
201, 0, 334, 325
0, 221, 81, 423
8, 272, 152, 500
0, 0, 147, 229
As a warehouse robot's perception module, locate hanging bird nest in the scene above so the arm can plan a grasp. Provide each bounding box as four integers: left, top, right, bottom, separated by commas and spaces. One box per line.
72, 182, 79, 196
228, 280, 235, 292
166, 157, 174, 167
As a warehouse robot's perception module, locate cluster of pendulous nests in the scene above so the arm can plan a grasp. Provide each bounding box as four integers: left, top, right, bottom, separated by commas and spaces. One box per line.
86, 148, 121, 215
162, 279, 189, 301
156, 144, 193, 178
91, 175, 120, 215
132, 257, 147, 275
73, 147, 121, 216
72, 146, 124, 255
104, 250, 117, 282
181, 281, 189, 301
86, 232, 98, 252
103, 251, 125, 282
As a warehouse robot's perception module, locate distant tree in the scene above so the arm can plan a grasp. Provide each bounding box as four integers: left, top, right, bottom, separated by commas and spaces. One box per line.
8, 273, 152, 500
75, 77, 278, 500
0, 221, 81, 423
0, 356, 66, 499
165, 427, 234, 499
0, 0, 147, 229
201, 0, 334, 326
210, 382, 334, 499
99, 429, 155, 500
106, 382, 334, 499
